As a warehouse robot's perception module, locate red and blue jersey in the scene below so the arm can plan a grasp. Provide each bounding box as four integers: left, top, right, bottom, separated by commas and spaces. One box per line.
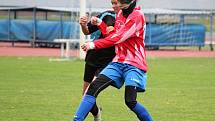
94, 6, 147, 71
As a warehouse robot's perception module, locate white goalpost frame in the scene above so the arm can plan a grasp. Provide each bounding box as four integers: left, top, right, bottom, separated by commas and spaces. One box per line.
79, 0, 86, 59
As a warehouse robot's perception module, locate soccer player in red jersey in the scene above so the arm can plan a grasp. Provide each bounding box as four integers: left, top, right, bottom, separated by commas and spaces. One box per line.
73, 0, 153, 120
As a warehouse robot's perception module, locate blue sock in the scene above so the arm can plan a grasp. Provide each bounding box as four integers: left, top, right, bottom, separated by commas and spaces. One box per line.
132, 102, 153, 121
73, 95, 96, 121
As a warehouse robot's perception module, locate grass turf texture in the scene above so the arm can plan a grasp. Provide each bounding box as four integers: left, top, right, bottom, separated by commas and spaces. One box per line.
0, 57, 214, 121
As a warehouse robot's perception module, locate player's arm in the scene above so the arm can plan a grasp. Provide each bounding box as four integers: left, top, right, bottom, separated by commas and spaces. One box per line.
94, 14, 145, 49
81, 16, 141, 51
80, 15, 101, 35
94, 17, 138, 49
91, 16, 114, 37
79, 16, 90, 35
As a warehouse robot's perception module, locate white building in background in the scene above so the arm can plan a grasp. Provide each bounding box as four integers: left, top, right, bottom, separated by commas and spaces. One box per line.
0, 0, 215, 10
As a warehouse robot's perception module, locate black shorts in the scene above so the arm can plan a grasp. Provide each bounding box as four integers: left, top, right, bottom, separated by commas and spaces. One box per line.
83, 63, 104, 83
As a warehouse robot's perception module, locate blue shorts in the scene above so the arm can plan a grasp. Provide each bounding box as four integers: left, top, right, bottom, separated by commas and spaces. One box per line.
100, 62, 147, 92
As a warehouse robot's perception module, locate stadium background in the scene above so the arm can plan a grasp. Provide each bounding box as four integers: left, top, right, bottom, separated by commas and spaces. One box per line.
0, 0, 214, 52
0, 1, 215, 121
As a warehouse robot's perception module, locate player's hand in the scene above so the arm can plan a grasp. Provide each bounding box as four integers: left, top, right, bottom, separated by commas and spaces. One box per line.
91, 16, 102, 25
81, 42, 95, 51
91, 16, 98, 25
79, 16, 88, 26
106, 26, 115, 33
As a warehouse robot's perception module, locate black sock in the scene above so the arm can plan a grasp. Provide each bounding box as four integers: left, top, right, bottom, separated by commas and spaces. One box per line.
90, 103, 98, 116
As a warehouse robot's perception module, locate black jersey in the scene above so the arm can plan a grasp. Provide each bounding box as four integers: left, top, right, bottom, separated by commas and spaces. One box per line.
85, 10, 116, 67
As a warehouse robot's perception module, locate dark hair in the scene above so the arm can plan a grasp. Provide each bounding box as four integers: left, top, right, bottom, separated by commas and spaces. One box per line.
103, 15, 115, 26
121, 0, 136, 18
118, 0, 133, 4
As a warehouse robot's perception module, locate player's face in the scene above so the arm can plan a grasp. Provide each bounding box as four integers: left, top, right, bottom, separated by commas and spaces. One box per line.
118, 0, 134, 9
111, 0, 120, 13
118, 3, 129, 9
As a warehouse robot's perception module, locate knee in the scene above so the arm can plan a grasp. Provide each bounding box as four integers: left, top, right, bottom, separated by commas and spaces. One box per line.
86, 74, 111, 97
125, 99, 137, 110
86, 79, 99, 97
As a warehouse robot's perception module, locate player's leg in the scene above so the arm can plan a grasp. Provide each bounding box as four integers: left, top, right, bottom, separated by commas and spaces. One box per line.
123, 64, 153, 121
91, 67, 106, 121
73, 63, 123, 121
83, 63, 100, 119
124, 86, 153, 121
83, 63, 97, 95
73, 74, 112, 121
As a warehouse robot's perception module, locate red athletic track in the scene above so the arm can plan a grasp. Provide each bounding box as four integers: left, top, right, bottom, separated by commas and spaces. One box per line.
0, 42, 215, 58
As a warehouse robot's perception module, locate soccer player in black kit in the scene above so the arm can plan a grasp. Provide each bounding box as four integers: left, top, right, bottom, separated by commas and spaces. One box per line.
78, 0, 120, 121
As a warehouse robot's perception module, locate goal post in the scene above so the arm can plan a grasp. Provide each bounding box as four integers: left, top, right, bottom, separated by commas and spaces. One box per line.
79, 0, 86, 59
145, 14, 207, 48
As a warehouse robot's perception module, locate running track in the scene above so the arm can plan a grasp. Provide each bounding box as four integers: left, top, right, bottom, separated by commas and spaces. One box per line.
0, 42, 215, 58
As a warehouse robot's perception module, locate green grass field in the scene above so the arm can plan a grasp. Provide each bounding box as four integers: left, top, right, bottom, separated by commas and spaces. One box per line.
0, 57, 215, 121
